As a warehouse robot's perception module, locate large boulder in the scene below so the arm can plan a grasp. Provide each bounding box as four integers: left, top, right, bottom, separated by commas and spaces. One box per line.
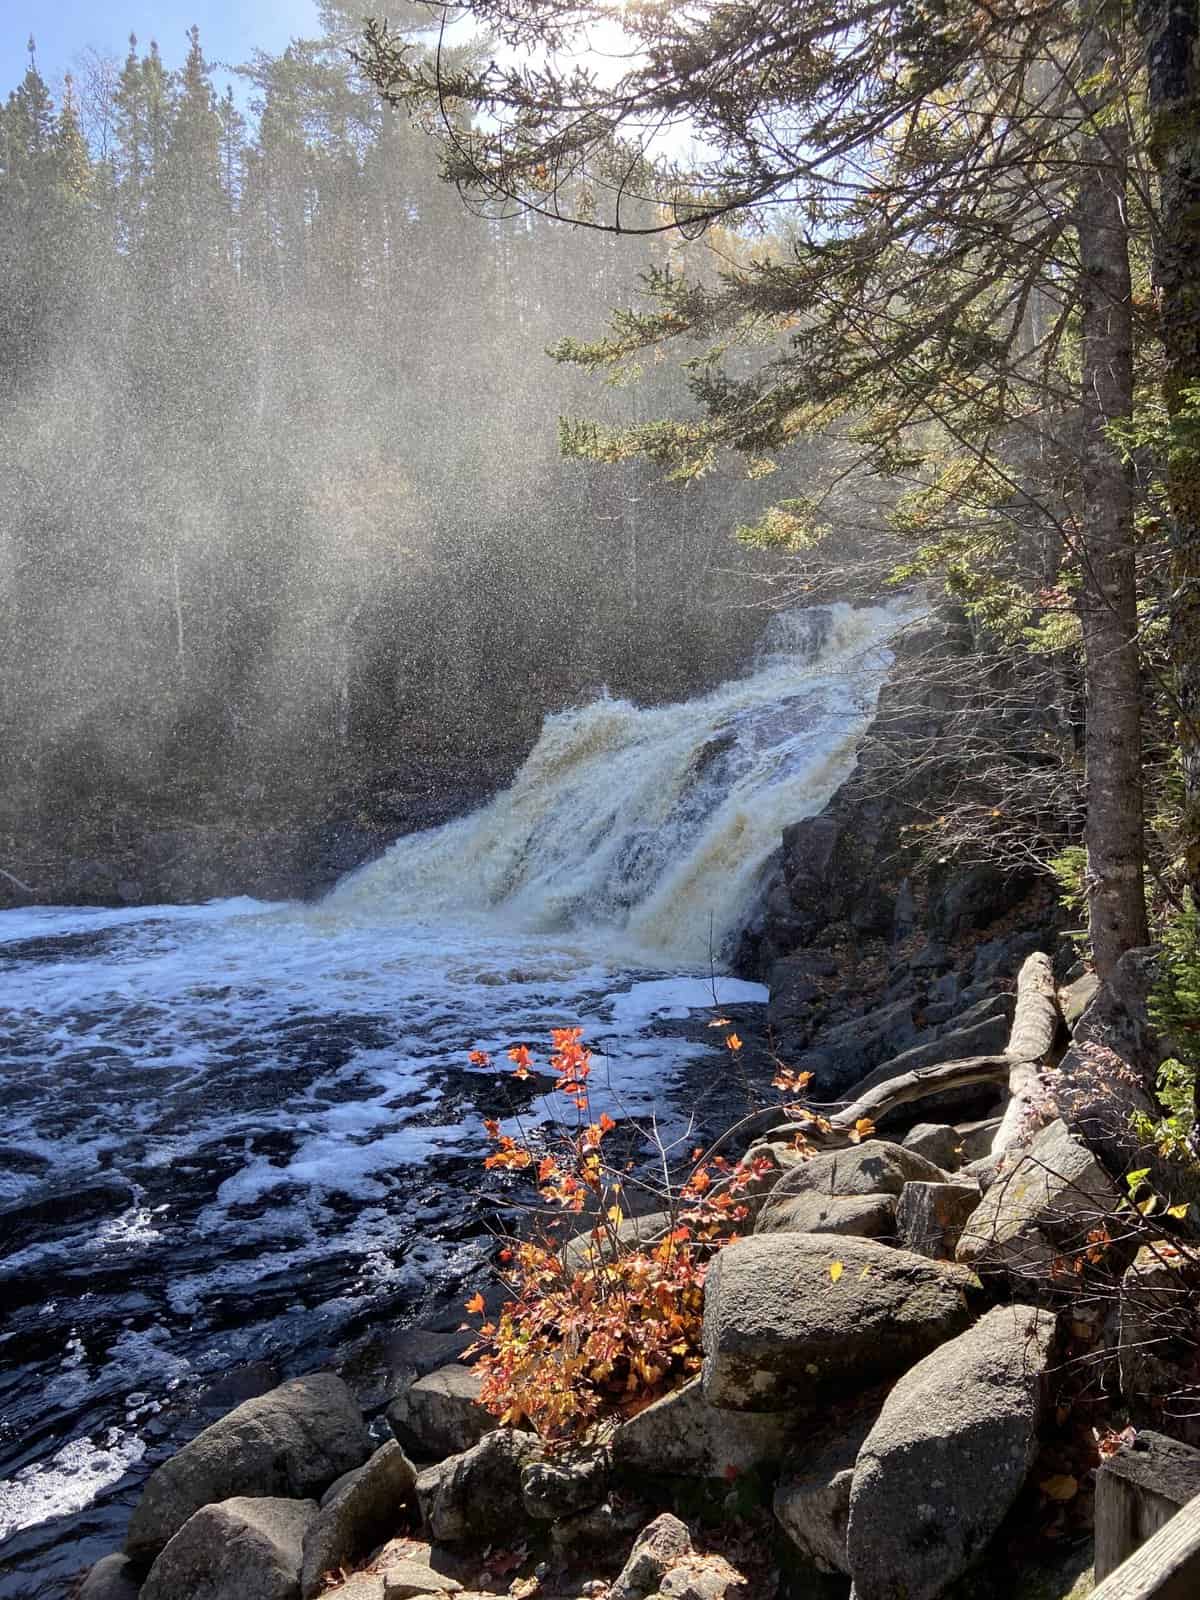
846, 1304, 1056, 1600
387, 1363, 496, 1459
612, 1376, 799, 1480
772, 1398, 885, 1574
754, 1141, 947, 1234
955, 1118, 1123, 1283
301, 1440, 417, 1599
754, 1190, 896, 1239
701, 1234, 977, 1411
520, 1449, 610, 1519
140, 1496, 317, 1600
126, 1372, 371, 1560
415, 1428, 541, 1542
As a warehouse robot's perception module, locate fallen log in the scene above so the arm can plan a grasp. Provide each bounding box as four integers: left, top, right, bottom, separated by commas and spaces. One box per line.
828, 954, 1061, 1165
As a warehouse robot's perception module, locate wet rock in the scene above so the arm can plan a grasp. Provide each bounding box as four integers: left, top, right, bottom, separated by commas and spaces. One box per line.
415, 1428, 541, 1542
773, 1398, 884, 1574
956, 1118, 1122, 1283
301, 1440, 418, 1599
387, 1364, 496, 1459
896, 1180, 980, 1260
521, 1449, 610, 1519
847, 1304, 1056, 1600
753, 1190, 896, 1239
141, 1495, 317, 1600
78, 1552, 140, 1600
609, 1512, 692, 1600
612, 1375, 798, 1479
701, 1234, 976, 1411
126, 1372, 371, 1560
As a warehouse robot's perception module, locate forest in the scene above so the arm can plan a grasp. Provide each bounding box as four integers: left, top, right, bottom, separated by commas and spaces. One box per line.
0, 2, 831, 890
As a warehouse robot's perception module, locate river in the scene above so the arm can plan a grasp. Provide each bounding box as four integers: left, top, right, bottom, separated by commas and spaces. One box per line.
0, 600, 906, 1596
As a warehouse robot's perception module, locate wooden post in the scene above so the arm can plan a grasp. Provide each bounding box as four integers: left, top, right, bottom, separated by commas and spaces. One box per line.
1095, 1434, 1200, 1581
1090, 1491, 1200, 1600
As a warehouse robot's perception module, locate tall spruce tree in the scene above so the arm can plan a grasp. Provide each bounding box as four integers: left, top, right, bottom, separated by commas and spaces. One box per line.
359, 0, 1159, 975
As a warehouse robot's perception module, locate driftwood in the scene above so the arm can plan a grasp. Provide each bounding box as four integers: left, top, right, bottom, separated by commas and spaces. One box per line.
828, 953, 1061, 1162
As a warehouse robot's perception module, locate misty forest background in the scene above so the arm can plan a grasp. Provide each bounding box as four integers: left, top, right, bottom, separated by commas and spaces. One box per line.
0, 1, 825, 880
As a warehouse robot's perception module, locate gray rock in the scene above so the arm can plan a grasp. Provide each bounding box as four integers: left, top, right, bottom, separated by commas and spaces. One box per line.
955, 1117, 1002, 1162
551, 1496, 649, 1560
754, 1141, 948, 1232
324, 1578, 384, 1600
612, 1376, 798, 1479
902, 1124, 963, 1170
387, 1363, 496, 1459
701, 1234, 977, 1411
140, 1496, 318, 1600
797, 999, 922, 1095
521, 1449, 610, 1519
301, 1440, 417, 1599
415, 1428, 541, 1542
896, 1181, 980, 1260
126, 1372, 371, 1560
561, 1210, 673, 1274
382, 1561, 463, 1597
78, 1553, 140, 1600
753, 1190, 896, 1239
610, 1512, 692, 1600
773, 1399, 884, 1573
956, 1118, 1122, 1283
657, 1555, 751, 1599
846, 1304, 1056, 1600
931, 865, 1035, 940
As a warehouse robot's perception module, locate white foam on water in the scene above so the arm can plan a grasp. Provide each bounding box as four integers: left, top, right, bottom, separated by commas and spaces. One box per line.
0, 1433, 146, 1541
0, 600, 916, 1548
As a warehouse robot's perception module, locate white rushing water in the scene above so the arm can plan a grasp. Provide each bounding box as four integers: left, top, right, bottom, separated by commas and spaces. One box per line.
0, 599, 911, 1592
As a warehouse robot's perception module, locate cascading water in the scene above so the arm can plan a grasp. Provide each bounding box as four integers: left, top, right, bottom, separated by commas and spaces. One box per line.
323, 600, 904, 961
0, 599, 912, 1598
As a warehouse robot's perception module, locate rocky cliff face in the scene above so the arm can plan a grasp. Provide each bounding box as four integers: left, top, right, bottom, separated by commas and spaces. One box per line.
734, 604, 1063, 1088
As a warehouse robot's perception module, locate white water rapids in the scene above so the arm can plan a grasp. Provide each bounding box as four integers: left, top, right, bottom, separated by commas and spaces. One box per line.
0, 599, 910, 1596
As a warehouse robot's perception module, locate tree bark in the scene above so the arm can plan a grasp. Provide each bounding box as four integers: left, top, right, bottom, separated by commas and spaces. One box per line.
1137, 0, 1200, 905
1076, 11, 1149, 976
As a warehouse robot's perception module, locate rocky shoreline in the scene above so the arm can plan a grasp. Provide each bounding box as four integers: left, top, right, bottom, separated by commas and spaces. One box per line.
72, 901, 1178, 1600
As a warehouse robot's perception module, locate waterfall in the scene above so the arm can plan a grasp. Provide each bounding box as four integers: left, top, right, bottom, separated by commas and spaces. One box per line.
323, 600, 914, 964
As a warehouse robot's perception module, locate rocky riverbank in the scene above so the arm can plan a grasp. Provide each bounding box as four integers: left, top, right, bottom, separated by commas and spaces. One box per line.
74, 900, 1189, 1600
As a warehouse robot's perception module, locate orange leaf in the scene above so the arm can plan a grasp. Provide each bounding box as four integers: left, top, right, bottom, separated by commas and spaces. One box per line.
465, 1291, 485, 1314
1039, 1474, 1078, 1502
468, 1049, 492, 1066
725, 1033, 743, 1052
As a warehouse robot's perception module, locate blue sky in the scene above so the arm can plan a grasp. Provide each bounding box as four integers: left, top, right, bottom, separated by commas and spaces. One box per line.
1, 0, 320, 101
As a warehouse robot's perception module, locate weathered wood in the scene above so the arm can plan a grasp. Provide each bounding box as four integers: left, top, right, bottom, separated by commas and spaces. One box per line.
831, 954, 1062, 1143
828, 1056, 1013, 1135
1091, 1489, 1200, 1600
1096, 1435, 1200, 1582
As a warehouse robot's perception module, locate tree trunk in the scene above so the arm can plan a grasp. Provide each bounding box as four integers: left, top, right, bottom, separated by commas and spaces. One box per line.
1076, 12, 1149, 976
1137, 0, 1200, 905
